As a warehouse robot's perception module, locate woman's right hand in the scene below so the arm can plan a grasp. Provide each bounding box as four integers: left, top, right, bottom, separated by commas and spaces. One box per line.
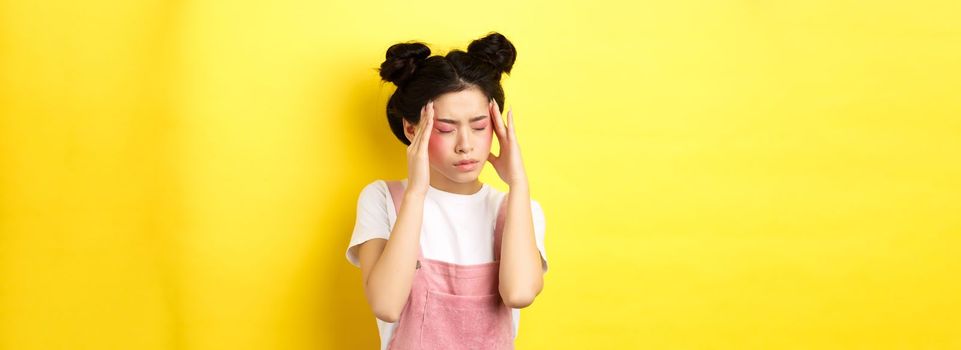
406, 100, 434, 198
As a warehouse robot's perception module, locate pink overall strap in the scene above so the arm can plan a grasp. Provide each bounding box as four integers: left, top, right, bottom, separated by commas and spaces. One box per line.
385, 180, 424, 260
385, 180, 405, 219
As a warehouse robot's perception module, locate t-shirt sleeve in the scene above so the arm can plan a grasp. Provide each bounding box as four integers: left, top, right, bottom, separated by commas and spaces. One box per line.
345, 180, 392, 268
531, 199, 549, 274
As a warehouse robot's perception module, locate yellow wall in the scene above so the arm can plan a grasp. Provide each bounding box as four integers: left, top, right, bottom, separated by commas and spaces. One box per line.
1, 0, 959, 349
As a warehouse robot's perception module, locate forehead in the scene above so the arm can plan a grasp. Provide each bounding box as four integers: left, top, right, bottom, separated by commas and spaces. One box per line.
432, 87, 489, 121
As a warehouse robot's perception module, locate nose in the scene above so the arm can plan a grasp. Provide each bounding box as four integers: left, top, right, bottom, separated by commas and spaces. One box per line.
455, 129, 473, 154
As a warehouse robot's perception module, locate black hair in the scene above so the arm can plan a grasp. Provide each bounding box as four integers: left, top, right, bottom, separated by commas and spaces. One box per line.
378, 32, 516, 145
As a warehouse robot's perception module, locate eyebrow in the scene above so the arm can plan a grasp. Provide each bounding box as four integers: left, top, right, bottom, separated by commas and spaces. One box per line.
437, 115, 488, 124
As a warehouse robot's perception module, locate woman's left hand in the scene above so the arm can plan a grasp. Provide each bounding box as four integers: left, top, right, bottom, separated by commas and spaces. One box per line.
487, 98, 528, 188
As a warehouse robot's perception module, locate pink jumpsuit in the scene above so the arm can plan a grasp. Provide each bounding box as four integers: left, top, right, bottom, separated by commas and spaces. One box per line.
384, 180, 515, 350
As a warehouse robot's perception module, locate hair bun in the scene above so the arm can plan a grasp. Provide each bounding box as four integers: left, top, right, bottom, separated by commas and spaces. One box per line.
467, 32, 516, 75
379, 42, 431, 86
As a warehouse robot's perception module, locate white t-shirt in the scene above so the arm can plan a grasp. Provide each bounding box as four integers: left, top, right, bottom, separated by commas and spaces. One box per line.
346, 179, 548, 350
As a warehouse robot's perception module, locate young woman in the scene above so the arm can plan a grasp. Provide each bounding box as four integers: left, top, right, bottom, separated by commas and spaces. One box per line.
345, 32, 548, 350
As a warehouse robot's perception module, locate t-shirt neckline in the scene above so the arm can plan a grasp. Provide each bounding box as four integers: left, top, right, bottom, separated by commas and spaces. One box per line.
401, 179, 489, 201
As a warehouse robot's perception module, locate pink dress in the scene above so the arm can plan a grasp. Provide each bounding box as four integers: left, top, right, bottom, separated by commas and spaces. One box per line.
384, 180, 515, 350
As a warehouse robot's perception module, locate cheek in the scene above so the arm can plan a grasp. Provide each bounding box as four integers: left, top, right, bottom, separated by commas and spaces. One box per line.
477, 129, 493, 151
427, 133, 449, 160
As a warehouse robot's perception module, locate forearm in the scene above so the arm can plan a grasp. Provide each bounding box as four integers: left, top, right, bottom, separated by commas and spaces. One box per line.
365, 192, 424, 321
498, 181, 544, 308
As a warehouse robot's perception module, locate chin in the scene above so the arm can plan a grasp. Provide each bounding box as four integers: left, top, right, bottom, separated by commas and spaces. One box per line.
444, 170, 480, 183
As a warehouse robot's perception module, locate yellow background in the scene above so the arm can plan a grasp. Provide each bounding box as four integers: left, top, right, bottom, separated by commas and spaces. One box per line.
1, 0, 959, 349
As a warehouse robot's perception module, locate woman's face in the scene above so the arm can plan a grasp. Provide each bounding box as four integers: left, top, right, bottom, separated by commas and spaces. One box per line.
404, 86, 494, 187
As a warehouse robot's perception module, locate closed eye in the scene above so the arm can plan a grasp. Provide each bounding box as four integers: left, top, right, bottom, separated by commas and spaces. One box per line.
437, 127, 486, 133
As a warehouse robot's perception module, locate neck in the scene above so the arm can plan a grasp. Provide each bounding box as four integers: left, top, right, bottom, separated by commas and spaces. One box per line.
427, 169, 483, 195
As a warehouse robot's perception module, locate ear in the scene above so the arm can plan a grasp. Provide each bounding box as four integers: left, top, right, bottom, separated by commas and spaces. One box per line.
402, 119, 416, 144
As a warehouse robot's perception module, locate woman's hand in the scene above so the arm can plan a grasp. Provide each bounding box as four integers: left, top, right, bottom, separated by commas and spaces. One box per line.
406, 101, 434, 198
487, 99, 528, 188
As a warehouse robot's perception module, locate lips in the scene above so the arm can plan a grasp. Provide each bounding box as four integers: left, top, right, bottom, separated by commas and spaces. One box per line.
454, 159, 478, 166
454, 159, 479, 172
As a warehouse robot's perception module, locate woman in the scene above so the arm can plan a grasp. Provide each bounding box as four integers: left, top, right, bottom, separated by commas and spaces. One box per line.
346, 32, 548, 350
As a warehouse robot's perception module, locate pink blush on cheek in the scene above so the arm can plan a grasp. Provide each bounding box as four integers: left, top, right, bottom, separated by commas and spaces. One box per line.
427, 132, 449, 161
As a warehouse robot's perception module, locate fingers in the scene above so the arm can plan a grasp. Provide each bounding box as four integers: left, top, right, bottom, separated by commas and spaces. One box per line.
507, 107, 515, 141
409, 104, 426, 151
490, 99, 508, 142
419, 101, 434, 154
409, 101, 433, 155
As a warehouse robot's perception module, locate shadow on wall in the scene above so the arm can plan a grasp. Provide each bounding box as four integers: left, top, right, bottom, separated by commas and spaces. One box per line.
302, 56, 408, 349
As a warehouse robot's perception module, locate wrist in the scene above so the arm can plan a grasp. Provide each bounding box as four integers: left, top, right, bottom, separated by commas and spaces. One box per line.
402, 190, 426, 203
508, 176, 529, 191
